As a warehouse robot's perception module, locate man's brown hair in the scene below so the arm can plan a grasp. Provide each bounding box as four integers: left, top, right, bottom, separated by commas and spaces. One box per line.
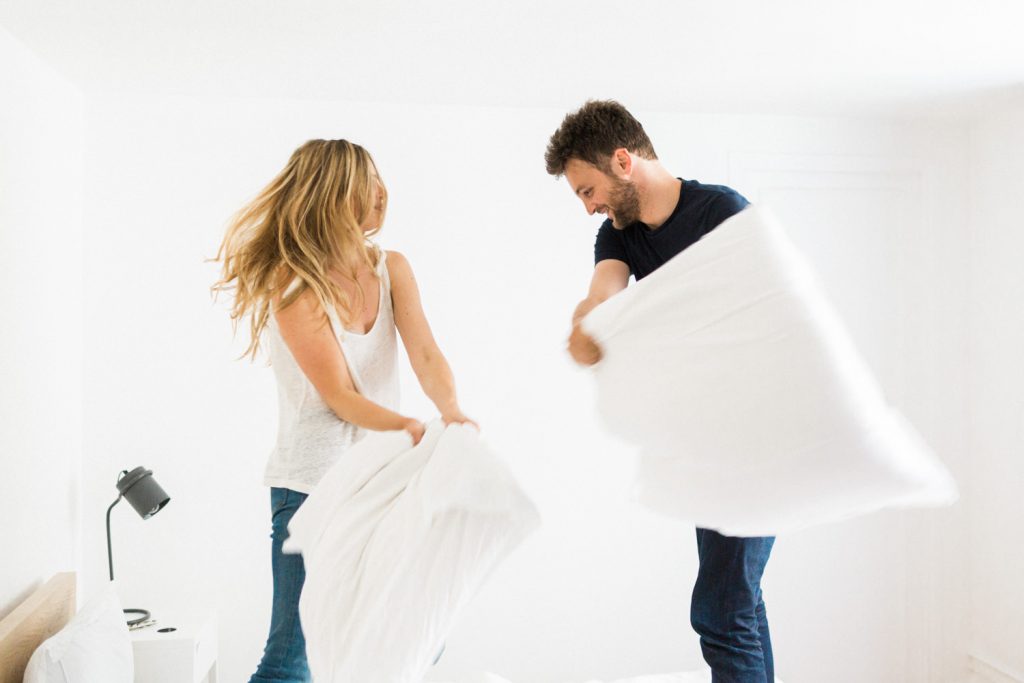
544, 100, 658, 177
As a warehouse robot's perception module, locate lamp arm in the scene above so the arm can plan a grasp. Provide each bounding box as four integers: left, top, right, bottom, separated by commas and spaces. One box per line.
106, 495, 122, 581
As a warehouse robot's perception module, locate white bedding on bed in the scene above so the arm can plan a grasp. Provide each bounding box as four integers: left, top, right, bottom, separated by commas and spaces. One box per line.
428, 669, 784, 683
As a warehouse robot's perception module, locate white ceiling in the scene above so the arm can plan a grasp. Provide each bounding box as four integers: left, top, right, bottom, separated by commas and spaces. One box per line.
2, 0, 1022, 118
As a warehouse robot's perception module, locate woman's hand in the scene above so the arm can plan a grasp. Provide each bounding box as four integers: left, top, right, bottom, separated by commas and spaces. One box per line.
402, 418, 426, 445
441, 409, 479, 431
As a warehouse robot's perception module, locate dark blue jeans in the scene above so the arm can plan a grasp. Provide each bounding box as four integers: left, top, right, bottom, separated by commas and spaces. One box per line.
691, 528, 775, 683
250, 487, 311, 683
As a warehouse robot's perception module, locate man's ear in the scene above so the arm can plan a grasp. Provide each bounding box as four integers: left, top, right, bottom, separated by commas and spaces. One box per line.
611, 148, 633, 177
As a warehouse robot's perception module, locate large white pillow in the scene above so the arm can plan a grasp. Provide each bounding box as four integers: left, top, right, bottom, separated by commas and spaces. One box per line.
581, 205, 958, 536
24, 581, 134, 683
284, 421, 540, 683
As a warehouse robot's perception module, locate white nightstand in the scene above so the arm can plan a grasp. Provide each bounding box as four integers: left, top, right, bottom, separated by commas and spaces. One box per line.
130, 611, 218, 683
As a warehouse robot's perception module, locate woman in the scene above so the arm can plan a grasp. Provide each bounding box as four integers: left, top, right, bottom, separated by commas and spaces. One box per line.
214, 139, 474, 682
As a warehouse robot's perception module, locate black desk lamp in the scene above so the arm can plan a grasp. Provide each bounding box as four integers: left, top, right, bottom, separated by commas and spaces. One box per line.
105, 466, 170, 626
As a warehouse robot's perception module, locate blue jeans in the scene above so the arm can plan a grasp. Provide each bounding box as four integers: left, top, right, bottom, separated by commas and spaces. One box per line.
691, 528, 775, 683
250, 488, 311, 683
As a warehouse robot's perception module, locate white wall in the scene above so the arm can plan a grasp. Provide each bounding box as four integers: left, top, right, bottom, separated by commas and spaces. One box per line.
76, 96, 970, 682
966, 101, 1024, 683
0, 26, 83, 616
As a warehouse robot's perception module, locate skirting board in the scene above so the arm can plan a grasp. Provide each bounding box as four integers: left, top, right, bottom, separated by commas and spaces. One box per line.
970, 654, 1024, 683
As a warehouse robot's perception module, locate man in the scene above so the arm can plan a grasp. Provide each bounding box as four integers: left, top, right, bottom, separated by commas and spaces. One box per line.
545, 100, 776, 683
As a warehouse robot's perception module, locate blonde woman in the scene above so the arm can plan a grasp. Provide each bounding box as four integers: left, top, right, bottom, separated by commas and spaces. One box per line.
215, 139, 474, 683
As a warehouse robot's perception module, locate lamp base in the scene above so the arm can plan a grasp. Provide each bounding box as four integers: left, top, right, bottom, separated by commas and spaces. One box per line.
124, 608, 151, 627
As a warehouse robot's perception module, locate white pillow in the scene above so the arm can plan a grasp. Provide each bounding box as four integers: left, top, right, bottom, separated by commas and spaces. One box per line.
24, 581, 134, 683
581, 205, 958, 536
285, 421, 540, 683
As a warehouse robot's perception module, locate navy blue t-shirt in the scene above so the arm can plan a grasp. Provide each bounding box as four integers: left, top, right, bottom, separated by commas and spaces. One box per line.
594, 179, 749, 280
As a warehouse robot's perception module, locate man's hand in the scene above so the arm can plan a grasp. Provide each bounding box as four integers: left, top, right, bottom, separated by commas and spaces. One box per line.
569, 261, 628, 367
568, 323, 603, 366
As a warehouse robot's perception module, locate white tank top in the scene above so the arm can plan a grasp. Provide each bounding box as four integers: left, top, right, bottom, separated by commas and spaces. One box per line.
263, 253, 400, 493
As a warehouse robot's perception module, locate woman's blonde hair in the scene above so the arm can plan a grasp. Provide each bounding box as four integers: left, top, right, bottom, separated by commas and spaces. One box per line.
213, 139, 387, 359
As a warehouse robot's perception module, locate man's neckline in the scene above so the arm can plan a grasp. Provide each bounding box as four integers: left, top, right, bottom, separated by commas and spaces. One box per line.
640, 178, 686, 232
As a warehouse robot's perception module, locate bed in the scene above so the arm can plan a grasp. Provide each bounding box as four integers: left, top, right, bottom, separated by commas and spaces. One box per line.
0, 573, 76, 683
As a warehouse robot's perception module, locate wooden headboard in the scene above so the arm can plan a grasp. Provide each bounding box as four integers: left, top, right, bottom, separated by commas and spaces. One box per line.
0, 572, 76, 683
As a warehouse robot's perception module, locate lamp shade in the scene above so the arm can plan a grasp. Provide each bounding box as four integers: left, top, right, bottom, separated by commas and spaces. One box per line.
116, 467, 170, 519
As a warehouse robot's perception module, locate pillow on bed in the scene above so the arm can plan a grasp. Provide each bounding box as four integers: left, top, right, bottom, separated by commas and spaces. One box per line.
23, 581, 133, 683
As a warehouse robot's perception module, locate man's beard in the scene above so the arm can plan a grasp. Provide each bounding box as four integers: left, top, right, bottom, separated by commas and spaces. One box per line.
607, 175, 641, 229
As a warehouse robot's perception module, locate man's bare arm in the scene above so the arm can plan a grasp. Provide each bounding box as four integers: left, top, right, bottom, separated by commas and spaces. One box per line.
568, 259, 630, 365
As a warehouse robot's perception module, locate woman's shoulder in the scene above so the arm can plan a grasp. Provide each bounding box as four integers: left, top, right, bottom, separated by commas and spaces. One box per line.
384, 250, 412, 273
